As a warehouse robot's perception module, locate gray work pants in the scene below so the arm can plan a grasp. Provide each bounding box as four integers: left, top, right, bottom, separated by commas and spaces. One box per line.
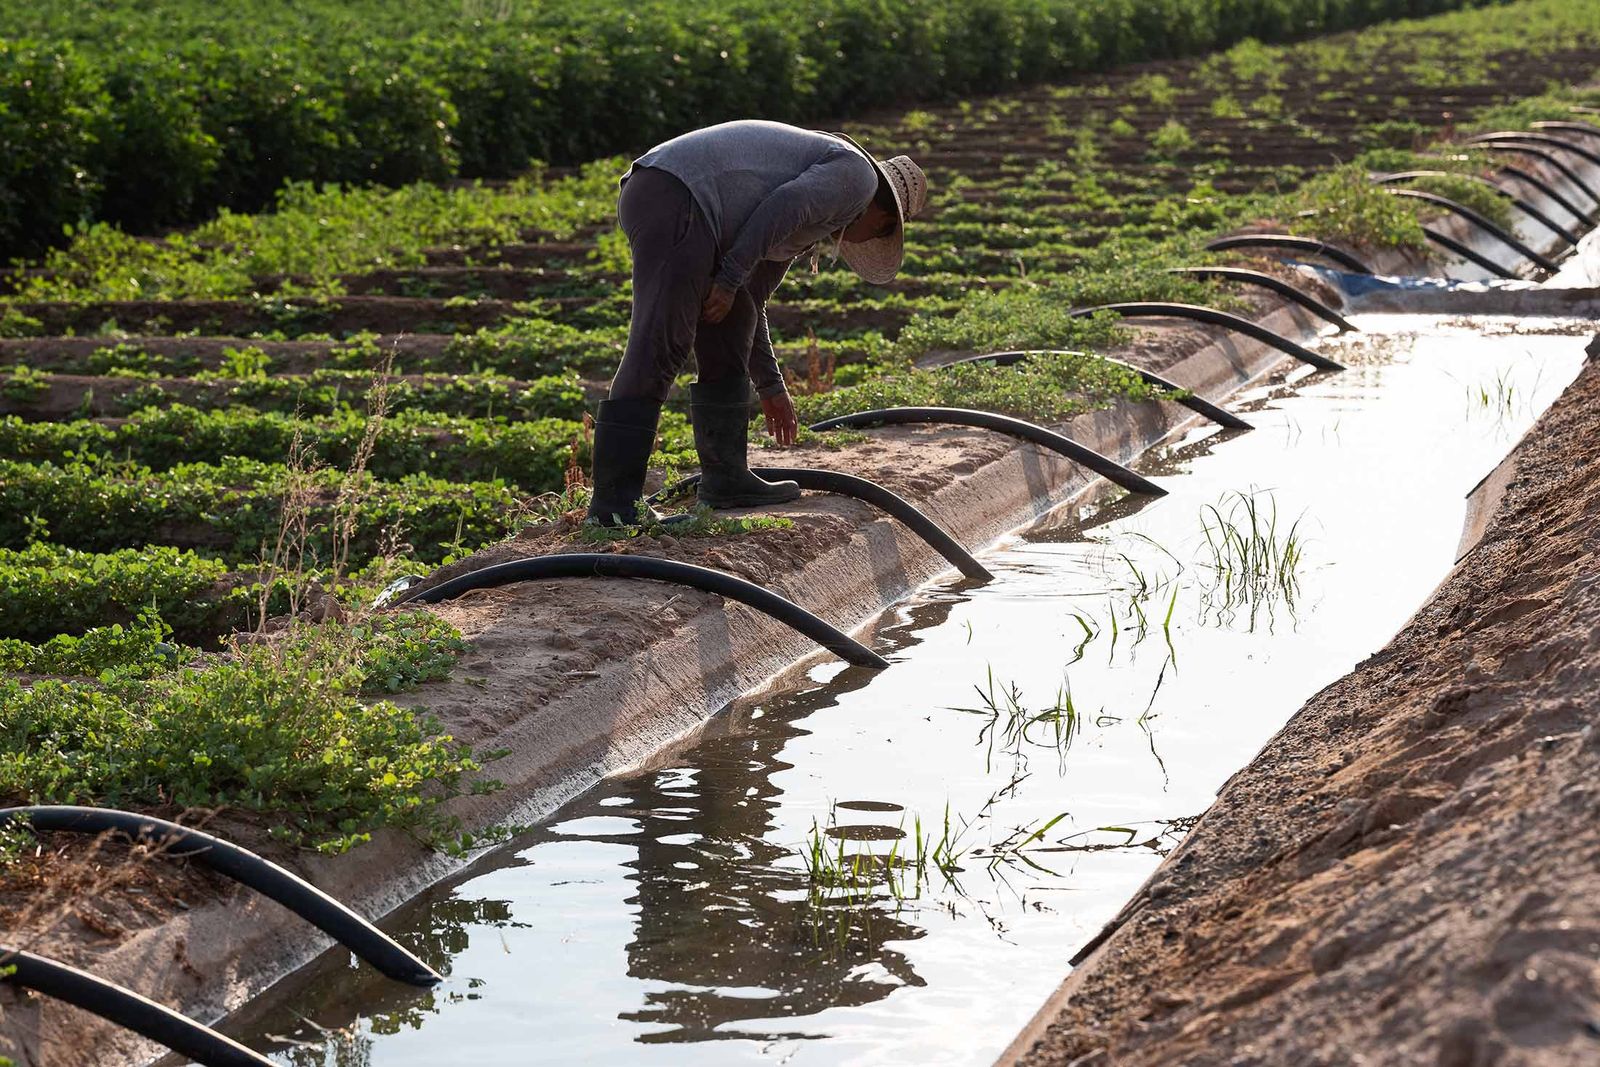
607, 166, 759, 403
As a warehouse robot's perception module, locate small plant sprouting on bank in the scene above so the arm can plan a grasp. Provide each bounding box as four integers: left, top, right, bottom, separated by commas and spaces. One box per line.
576, 503, 795, 544
1196, 489, 1308, 631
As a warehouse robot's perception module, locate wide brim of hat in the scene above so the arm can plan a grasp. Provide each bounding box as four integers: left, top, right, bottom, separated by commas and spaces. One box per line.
838, 228, 904, 286
833, 134, 908, 285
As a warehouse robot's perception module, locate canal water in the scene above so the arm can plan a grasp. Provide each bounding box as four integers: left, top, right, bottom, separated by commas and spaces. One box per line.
229, 317, 1588, 1066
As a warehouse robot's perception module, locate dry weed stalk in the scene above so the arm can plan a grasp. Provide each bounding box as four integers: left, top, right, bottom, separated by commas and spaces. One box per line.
253, 339, 401, 632
328, 340, 398, 592
0, 812, 221, 957
256, 423, 322, 629
787, 329, 836, 396
565, 414, 591, 493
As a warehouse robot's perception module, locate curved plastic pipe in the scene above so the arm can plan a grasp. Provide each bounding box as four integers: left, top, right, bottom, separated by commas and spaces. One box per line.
1532, 119, 1600, 142
1474, 141, 1600, 206
1468, 131, 1600, 170
1202, 235, 1375, 274
1066, 302, 1346, 373
1494, 162, 1599, 226
0, 806, 440, 988
1164, 266, 1358, 331
949, 350, 1252, 431
0, 947, 273, 1067
1419, 226, 1520, 280
399, 554, 888, 668
1370, 171, 1580, 246
1382, 188, 1560, 272
806, 407, 1165, 496
650, 468, 992, 581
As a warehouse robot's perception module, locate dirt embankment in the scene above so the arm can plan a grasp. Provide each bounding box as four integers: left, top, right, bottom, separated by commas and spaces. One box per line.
1008, 348, 1600, 1066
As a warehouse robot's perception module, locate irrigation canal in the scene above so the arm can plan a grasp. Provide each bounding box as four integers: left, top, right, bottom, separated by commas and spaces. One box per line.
226, 315, 1588, 1065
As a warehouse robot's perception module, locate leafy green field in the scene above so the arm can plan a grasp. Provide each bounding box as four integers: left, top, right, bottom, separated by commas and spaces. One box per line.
2, 0, 1598, 851
0, 0, 1503, 253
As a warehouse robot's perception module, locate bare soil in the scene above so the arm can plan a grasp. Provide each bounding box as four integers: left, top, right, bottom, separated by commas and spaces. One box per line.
1009, 348, 1600, 1066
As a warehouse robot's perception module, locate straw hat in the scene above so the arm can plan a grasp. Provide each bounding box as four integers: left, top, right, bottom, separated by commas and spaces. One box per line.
834, 133, 928, 285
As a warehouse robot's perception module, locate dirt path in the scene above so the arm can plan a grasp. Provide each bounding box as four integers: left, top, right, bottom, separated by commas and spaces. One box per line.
1007, 346, 1600, 1065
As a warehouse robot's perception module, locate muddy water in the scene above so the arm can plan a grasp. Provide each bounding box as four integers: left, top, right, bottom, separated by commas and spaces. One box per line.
229, 320, 1587, 1066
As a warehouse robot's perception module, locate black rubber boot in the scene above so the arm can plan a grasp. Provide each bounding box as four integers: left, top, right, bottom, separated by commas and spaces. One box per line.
585, 398, 675, 527
690, 380, 801, 509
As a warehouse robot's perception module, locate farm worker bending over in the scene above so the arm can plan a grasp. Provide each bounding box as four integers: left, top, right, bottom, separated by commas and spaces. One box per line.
586, 119, 929, 526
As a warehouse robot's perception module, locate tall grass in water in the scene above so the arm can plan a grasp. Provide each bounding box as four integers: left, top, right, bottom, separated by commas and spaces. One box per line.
798, 802, 967, 948
1197, 489, 1307, 631
952, 667, 1083, 774
1461, 362, 1543, 439
798, 779, 1071, 948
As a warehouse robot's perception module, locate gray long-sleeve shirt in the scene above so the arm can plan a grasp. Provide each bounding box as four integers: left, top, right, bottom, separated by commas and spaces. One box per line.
633, 120, 880, 293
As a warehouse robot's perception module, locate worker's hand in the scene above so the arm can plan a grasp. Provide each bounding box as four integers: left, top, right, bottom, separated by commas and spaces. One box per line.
760, 391, 800, 447
701, 283, 736, 325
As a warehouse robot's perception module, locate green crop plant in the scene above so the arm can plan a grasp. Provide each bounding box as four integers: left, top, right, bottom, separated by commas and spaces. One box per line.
74, 368, 586, 423
0, 457, 526, 568
0, 366, 49, 404
1462, 86, 1600, 135
0, 544, 240, 643
1149, 120, 1197, 159
0, 610, 186, 680
1210, 95, 1248, 120
0, 310, 42, 339
1291, 165, 1429, 251
0, 406, 595, 495
10, 166, 624, 302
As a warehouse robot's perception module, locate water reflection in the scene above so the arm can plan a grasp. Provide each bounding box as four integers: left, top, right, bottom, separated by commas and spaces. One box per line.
239, 594, 968, 1061
259, 897, 521, 1066
614, 595, 964, 1042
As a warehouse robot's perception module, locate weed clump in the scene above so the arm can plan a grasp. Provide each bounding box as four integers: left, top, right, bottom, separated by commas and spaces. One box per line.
0, 612, 493, 855
794, 350, 1162, 426
1291, 165, 1428, 250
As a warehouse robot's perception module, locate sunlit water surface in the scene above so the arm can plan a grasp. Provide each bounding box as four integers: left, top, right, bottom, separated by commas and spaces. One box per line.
229, 319, 1586, 1066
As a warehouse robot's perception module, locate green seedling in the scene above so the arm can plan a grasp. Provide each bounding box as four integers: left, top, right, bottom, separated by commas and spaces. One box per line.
1197, 489, 1308, 631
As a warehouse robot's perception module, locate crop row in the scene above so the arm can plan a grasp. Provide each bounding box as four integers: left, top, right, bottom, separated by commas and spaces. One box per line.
0, 0, 1502, 254
0, 543, 238, 643
0, 456, 524, 568
0, 406, 595, 494
0, 367, 589, 425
